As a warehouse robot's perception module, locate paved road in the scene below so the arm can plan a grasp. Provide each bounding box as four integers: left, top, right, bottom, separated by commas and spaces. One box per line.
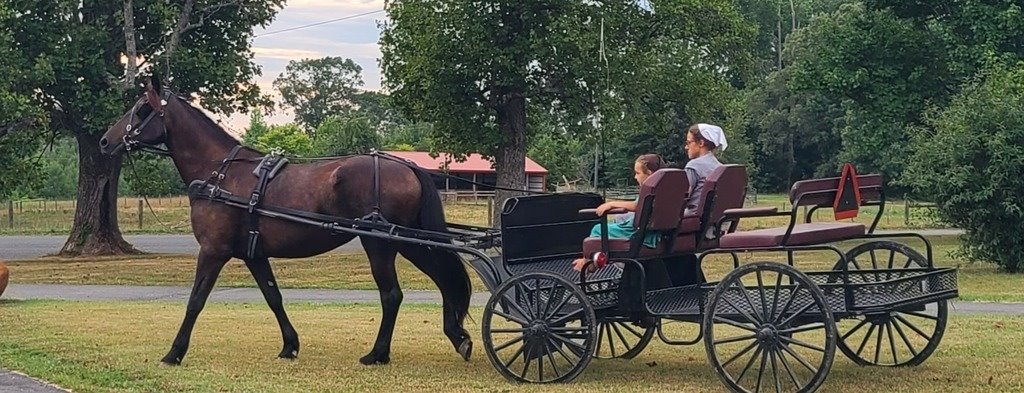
0, 230, 962, 261
0, 370, 67, 393
0, 235, 364, 260
5, 283, 1020, 315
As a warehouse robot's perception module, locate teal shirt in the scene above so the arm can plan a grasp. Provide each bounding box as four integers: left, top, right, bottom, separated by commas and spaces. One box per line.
589, 198, 660, 248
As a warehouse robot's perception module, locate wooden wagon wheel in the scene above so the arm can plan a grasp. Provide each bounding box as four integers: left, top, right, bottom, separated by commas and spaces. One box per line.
833, 241, 948, 367
482, 272, 597, 383
704, 262, 837, 393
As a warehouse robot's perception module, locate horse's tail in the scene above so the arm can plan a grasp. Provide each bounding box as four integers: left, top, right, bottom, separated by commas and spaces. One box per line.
411, 167, 472, 324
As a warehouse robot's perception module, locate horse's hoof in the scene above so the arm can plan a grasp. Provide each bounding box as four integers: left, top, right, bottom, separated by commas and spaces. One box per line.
159, 361, 180, 367
457, 339, 473, 361
278, 348, 299, 360
159, 355, 182, 367
359, 353, 390, 365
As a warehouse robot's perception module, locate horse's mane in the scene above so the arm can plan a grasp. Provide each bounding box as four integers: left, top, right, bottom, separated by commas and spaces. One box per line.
175, 96, 246, 148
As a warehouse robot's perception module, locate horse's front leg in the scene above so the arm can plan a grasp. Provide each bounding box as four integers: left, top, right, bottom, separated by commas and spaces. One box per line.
161, 250, 229, 366
244, 257, 300, 359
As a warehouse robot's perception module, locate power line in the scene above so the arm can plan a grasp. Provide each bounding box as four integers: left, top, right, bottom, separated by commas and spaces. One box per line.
254, 9, 385, 38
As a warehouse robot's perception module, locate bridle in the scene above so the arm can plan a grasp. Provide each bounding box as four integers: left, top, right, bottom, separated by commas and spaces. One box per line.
122, 88, 173, 156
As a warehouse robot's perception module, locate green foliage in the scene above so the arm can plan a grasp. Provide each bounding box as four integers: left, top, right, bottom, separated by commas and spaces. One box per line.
34, 140, 78, 199
381, 122, 433, 151
121, 155, 186, 197
247, 124, 313, 156
273, 57, 364, 131
906, 64, 1024, 272
313, 115, 380, 155
242, 111, 272, 147
0, 3, 47, 199
784, 2, 949, 184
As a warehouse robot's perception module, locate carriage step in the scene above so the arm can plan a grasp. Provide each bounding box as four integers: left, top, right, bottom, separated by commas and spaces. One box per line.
645, 285, 706, 315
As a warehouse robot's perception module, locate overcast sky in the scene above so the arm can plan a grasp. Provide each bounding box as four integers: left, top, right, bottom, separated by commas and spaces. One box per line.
219, 0, 386, 132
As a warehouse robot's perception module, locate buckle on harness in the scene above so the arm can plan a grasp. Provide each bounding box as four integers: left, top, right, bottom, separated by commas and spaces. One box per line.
249, 192, 261, 206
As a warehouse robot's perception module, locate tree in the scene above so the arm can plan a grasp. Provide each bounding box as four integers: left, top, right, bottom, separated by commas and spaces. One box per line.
313, 115, 380, 155
246, 123, 314, 156
784, 3, 948, 184
273, 56, 364, 132
381, 0, 754, 223
5, 0, 282, 255
0, 4, 47, 199
905, 63, 1024, 272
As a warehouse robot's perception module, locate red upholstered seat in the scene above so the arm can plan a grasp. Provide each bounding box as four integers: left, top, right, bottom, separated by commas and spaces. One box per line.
719, 222, 866, 249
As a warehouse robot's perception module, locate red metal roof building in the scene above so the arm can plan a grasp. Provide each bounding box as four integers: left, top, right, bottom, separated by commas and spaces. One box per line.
383, 151, 549, 193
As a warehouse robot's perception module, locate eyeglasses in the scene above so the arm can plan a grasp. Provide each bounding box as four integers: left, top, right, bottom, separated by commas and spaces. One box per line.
684, 139, 696, 146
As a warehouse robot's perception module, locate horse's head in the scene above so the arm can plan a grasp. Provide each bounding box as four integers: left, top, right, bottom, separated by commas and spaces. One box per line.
100, 76, 172, 155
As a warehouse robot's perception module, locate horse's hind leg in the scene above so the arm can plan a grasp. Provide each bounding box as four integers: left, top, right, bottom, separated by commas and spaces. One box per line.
399, 245, 473, 361
161, 250, 229, 365
244, 257, 300, 359
360, 236, 402, 365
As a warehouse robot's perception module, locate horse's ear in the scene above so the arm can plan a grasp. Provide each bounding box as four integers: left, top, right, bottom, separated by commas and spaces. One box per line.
145, 77, 163, 111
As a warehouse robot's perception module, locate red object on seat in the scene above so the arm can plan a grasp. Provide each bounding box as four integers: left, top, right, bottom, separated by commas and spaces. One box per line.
592, 252, 609, 268
832, 163, 861, 220
718, 222, 866, 249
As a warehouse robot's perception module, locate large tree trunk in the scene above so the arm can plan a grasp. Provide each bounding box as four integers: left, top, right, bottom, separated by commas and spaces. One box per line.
60, 131, 138, 256
492, 95, 528, 227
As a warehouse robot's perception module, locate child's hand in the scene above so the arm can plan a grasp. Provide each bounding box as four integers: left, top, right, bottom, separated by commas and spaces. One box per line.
595, 202, 614, 216
571, 258, 596, 273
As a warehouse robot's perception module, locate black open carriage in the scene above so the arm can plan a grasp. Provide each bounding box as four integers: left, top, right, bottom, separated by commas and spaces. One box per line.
190, 158, 957, 393
465, 164, 957, 392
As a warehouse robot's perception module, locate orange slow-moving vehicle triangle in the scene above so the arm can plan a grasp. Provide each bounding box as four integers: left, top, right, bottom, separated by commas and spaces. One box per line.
833, 163, 861, 220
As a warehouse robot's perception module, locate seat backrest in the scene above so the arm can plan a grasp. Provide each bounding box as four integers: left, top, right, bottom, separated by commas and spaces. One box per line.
691, 165, 747, 234
789, 173, 884, 207
633, 169, 689, 231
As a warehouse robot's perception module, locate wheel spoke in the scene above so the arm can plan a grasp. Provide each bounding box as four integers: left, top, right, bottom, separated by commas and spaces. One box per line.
610, 322, 632, 352
737, 280, 765, 323
722, 293, 763, 325
902, 310, 940, 321
492, 308, 529, 325
887, 321, 900, 364
737, 345, 764, 383
537, 341, 545, 381
550, 307, 584, 325
547, 335, 577, 365
902, 255, 914, 269
618, 321, 645, 339
779, 342, 818, 374
873, 321, 884, 364
549, 330, 588, 353
778, 301, 816, 328
891, 317, 919, 357
503, 344, 527, 369
544, 342, 562, 378
492, 335, 526, 353
539, 279, 558, 320
521, 350, 533, 378
855, 324, 877, 356
894, 314, 933, 341
756, 270, 770, 325
606, 323, 617, 358
544, 288, 574, 321
780, 323, 826, 335
887, 249, 896, 269
755, 348, 768, 393
714, 333, 758, 345
773, 283, 803, 324
714, 316, 758, 332
595, 321, 606, 355
721, 340, 759, 368
514, 282, 537, 320
770, 349, 782, 393
770, 272, 783, 322
779, 335, 826, 353
503, 295, 534, 323
840, 319, 870, 341
776, 345, 803, 388
491, 327, 529, 334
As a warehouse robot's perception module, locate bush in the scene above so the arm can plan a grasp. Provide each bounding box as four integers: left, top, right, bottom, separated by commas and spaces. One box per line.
906, 63, 1024, 272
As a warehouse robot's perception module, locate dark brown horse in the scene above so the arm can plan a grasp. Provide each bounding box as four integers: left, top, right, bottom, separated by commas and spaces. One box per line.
99, 79, 472, 366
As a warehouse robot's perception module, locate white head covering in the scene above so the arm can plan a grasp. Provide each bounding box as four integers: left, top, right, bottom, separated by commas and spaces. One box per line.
697, 123, 728, 151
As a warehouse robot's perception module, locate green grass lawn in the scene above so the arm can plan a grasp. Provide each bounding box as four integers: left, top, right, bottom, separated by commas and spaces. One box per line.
0, 193, 947, 235
0, 300, 1021, 392
6, 235, 1020, 302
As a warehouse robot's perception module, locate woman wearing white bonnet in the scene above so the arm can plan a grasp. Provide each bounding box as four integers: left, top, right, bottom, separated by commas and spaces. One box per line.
683, 123, 726, 215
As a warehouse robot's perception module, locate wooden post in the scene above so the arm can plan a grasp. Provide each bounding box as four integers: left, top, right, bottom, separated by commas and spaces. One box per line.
138, 199, 144, 229
904, 194, 910, 226
7, 201, 13, 229
487, 198, 493, 228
